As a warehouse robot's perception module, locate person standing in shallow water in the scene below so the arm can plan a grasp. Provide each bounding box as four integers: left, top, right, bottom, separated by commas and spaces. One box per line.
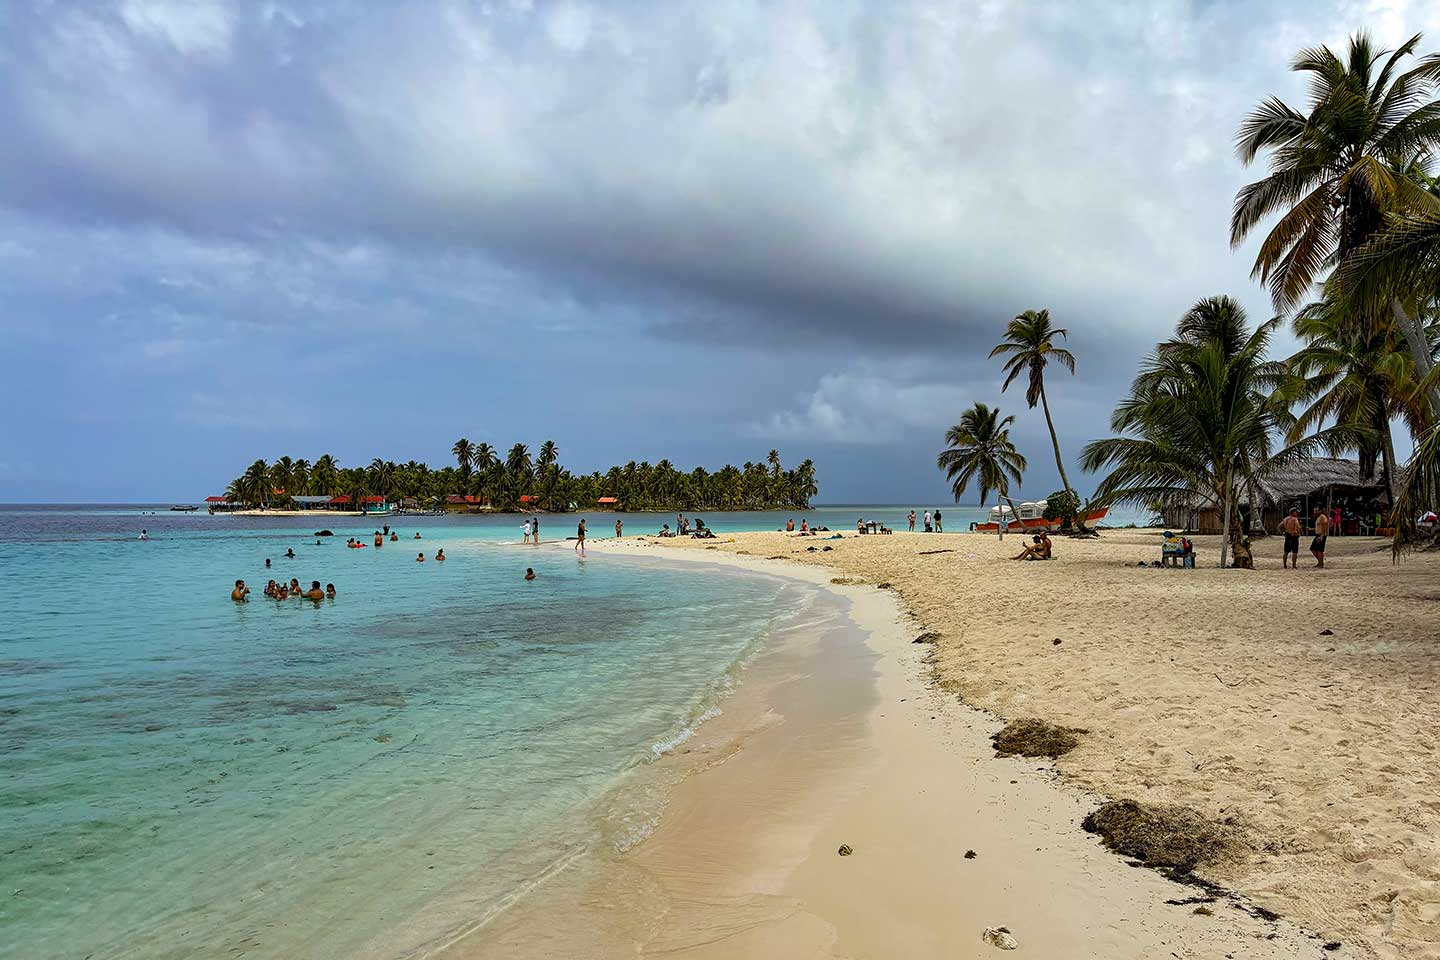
934, 510, 943, 533
532, 515, 540, 543
575, 519, 587, 556
908, 510, 915, 532
615, 518, 623, 538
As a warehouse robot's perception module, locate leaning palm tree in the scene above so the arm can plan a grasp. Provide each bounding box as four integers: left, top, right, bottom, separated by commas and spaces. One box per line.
937, 403, 1028, 506
311, 454, 339, 496
1083, 296, 1312, 568
1232, 31, 1440, 414
990, 308, 1077, 498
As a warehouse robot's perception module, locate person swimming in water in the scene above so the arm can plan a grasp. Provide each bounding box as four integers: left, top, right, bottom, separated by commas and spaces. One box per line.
416, 552, 425, 562
414, 532, 422, 540
303, 580, 325, 601
232, 579, 250, 602
139, 529, 148, 540
326, 583, 336, 598
390, 533, 398, 542
265, 558, 272, 568
277, 585, 290, 600
524, 567, 536, 581
435, 548, 445, 561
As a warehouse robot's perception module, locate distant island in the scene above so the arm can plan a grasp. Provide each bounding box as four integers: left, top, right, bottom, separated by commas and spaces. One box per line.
212, 441, 817, 514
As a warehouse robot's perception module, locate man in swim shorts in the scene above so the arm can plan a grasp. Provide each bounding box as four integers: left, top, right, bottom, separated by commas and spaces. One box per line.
1311, 507, 1330, 568
1277, 508, 1302, 569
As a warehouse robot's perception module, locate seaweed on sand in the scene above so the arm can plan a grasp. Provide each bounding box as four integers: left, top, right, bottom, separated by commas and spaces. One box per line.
991, 718, 1085, 758
1082, 799, 1236, 874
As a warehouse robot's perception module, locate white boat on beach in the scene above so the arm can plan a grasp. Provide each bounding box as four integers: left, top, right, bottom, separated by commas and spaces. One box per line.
973, 500, 1109, 533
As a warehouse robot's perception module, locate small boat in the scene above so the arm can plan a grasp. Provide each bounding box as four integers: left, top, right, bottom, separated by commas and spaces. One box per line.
973, 500, 1109, 533
169, 504, 199, 512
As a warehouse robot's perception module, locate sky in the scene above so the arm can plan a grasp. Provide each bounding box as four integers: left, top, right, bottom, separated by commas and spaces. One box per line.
0, 0, 1434, 503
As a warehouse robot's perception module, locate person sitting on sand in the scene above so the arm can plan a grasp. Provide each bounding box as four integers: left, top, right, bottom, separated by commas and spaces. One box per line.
800, 518, 809, 533
326, 583, 336, 598
304, 580, 325, 601
524, 567, 536, 581
232, 579, 250, 602
1231, 536, 1254, 569
416, 552, 425, 562
435, 548, 445, 561
1012, 532, 1052, 561
786, 518, 795, 531
658, 523, 672, 537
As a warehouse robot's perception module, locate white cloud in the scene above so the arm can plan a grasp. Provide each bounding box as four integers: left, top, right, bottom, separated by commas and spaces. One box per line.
754, 369, 976, 445
119, 0, 235, 58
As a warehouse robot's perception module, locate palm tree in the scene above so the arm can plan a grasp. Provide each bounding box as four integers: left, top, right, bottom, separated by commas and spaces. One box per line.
937, 403, 1028, 506
990, 308, 1077, 497
238, 459, 271, 507
538, 440, 558, 469
311, 454, 339, 496
1232, 31, 1440, 413
452, 438, 474, 479
1283, 297, 1426, 507
1082, 296, 1308, 567
269, 457, 295, 498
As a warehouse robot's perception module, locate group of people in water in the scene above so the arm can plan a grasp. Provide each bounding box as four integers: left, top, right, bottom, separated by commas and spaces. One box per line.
233, 578, 335, 602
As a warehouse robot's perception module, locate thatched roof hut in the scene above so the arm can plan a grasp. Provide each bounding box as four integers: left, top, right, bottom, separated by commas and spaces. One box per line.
1159, 458, 1395, 534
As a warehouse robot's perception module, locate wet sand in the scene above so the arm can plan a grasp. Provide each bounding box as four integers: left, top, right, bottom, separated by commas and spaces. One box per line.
430, 540, 1322, 959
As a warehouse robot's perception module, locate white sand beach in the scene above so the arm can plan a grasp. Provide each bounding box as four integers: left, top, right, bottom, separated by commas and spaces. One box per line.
573, 529, 1438, 960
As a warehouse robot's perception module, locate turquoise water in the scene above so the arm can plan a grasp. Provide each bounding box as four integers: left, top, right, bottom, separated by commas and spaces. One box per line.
0, 507, 826, 959
1, 502, 1152, 958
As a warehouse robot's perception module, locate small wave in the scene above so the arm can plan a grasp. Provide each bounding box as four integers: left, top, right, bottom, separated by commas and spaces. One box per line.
650, 706, 722, 759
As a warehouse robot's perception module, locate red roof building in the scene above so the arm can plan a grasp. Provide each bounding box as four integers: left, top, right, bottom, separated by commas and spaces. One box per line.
597, 497, 619, 506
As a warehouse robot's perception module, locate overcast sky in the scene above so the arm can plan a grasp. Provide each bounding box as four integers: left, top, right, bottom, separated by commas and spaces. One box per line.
0, 0, 1432, 503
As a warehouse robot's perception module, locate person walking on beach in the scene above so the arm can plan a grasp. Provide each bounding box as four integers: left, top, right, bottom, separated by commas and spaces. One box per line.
923, 510, 932, 532
522, 519, 532, 544
1278, 508, 1302, 569
1312, 508, 1330, 568
934, 510, 943, 533
575, 519, 587, 555
615, 518, 623, 538
908, 510, 915, 532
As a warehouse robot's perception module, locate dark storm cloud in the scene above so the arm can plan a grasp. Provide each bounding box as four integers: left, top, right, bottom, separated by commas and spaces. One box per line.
0, 0, 1431, 500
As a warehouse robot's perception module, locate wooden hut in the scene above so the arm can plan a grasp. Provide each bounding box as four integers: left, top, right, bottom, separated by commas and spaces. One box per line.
1158, 458, 1394, 535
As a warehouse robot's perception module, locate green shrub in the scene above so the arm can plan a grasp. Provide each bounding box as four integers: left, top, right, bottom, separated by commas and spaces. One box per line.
1042, 490, 1082, 529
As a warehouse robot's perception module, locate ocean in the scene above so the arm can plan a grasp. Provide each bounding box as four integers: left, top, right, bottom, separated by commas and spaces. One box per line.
0, 502, 1147, 958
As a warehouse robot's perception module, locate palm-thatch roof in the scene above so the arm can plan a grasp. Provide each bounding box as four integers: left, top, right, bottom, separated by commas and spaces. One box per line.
1256, 457, 1397, 505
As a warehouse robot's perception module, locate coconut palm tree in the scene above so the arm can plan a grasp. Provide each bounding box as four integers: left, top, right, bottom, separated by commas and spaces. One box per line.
937, 403, 1028, 506
1082, 296, 1313, 567
1282, 297, 1427, 507
311, 454, 339, 496
238, 459, 271, 507
1231, 31, 1440, 413
452, 438, 474, 479
990, 308, 1077, 498
537, 440, 558, 469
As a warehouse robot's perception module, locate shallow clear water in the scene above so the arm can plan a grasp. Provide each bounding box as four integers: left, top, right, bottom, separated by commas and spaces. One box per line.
0, 508, 822, 959
0, 502, 1151, 958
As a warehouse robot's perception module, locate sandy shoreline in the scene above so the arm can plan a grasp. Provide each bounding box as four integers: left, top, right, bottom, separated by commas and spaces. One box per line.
431, 536, 1330, 958
582, 528, 1440, 959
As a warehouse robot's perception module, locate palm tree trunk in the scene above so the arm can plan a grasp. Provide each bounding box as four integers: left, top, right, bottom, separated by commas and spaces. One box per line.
1038, 385, 1071, 495
1219, 472, 1233, 570
1391, 298, 1439, 418
1378, 409, 1398, 517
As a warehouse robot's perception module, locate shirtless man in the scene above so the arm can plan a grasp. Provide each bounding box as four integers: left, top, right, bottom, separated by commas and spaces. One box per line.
1277, 508, 1302, 569
1311, 507, 1330, 568
303, 580, 325, 601
232, 579, 250, 602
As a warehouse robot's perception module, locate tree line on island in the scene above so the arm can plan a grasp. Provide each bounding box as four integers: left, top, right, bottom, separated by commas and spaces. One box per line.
224, 445, 818, 513
938, 30, 1440, 565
